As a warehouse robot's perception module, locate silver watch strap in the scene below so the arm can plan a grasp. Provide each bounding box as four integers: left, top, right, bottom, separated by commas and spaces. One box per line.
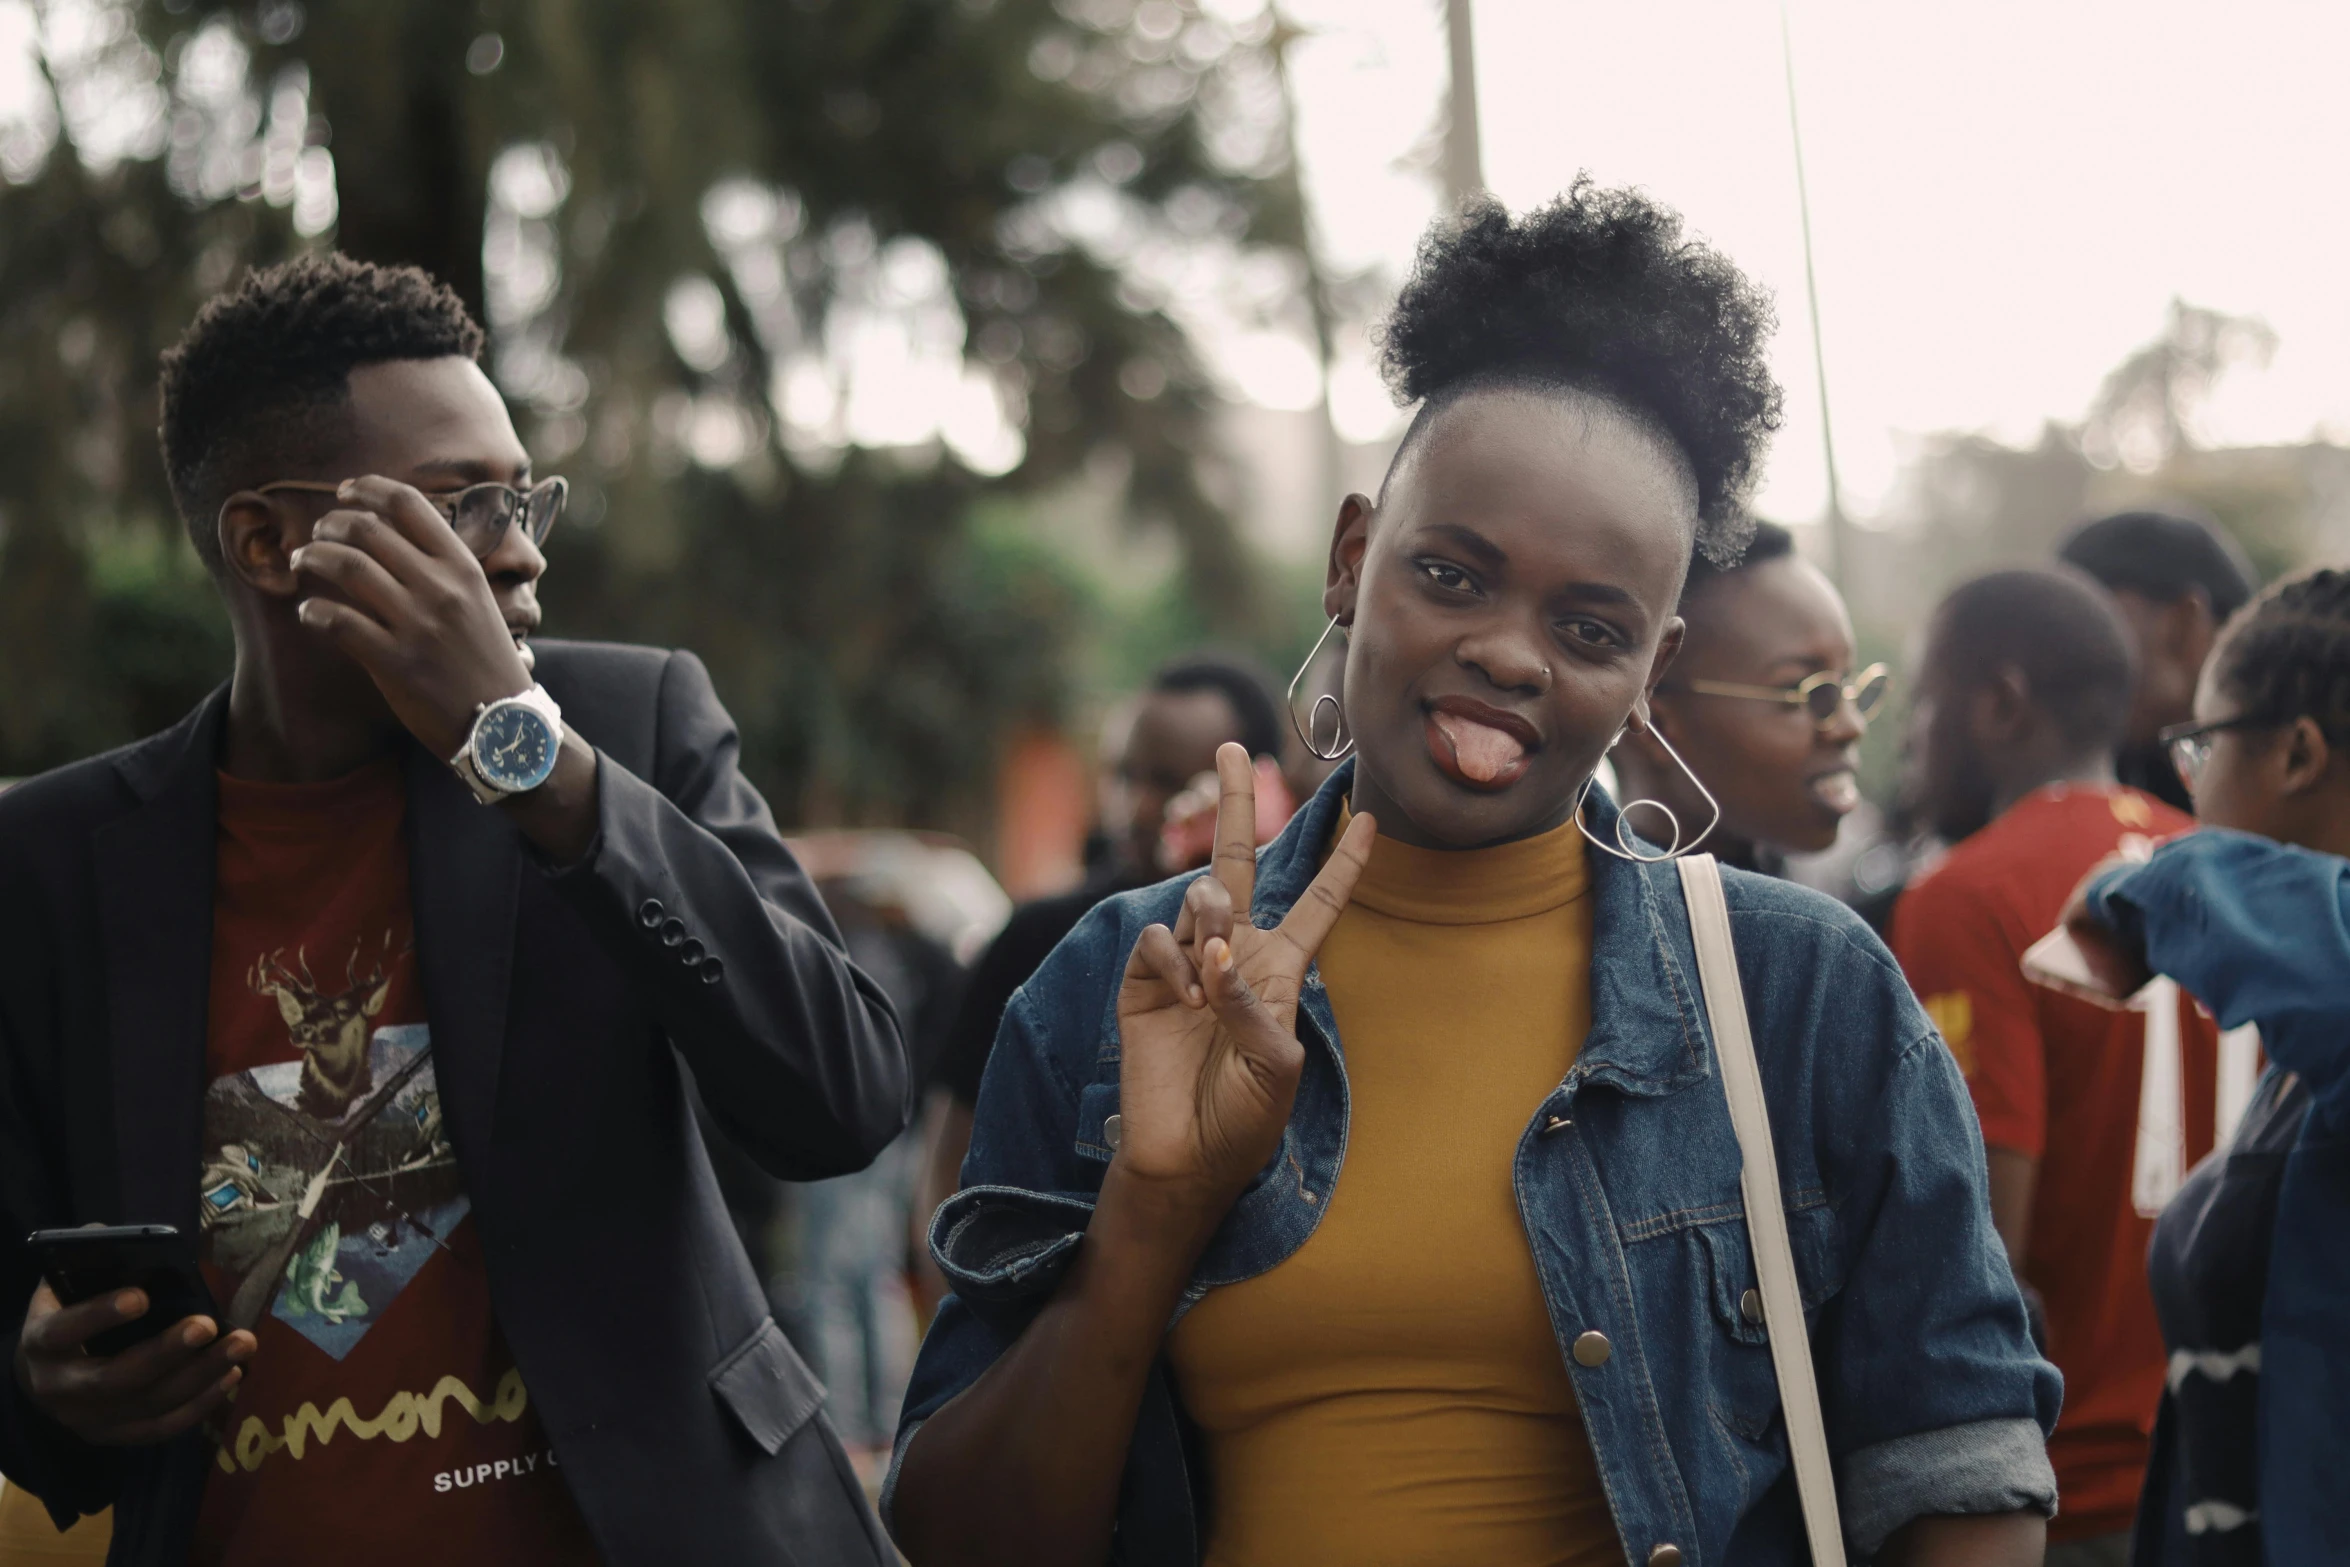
449, 683, 565, 803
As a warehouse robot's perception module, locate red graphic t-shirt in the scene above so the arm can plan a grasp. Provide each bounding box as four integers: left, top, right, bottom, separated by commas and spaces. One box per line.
1891, 784, 2219, 1543
193, 760, 599, 1565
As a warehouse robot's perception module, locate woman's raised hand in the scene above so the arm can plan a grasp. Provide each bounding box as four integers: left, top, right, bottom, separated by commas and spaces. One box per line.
1114, 744, 1375, 1217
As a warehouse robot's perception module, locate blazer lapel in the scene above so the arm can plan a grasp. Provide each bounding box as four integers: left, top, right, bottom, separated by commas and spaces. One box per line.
402, 746, 521, 1180
92, 690, 229, 1231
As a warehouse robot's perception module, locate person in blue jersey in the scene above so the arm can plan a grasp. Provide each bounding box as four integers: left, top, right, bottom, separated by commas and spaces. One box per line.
2061, 565, 2350, 1567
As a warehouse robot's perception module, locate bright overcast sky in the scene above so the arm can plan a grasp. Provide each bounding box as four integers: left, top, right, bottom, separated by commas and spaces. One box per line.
1279, 0, 2350, 526
11, 0, 2350, 531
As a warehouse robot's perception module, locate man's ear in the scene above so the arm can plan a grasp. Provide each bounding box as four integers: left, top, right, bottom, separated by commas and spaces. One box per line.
2170, 587, 2221, 669
2278, 715, 2333, 797
1323, 493, 1373, 626
216, 492, 304, 599
1969, 665, 2035, 745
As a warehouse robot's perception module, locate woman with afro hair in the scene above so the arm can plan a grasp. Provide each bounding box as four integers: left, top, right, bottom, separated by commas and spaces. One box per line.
887, 182, 2058, 1567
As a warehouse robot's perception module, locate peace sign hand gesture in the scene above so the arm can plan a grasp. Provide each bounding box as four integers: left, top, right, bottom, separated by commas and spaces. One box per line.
1114, 744, 1375, 1221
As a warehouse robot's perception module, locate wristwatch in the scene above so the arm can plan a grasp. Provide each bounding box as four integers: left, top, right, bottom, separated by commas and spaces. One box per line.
450, 684, 566, 803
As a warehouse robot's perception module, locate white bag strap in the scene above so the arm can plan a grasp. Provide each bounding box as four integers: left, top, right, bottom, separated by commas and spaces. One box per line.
1676, 854, 1847, 1567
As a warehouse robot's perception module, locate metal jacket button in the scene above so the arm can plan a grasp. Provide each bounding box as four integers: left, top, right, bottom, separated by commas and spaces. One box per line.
1539, 1114, 1571, 1137
1742, 1288, 1764, 1325
636, 898, 665, 928
1649, 1546, 1683, 1567
1572, 1330, 1611, 1367
1103, 1113, 1123, 1150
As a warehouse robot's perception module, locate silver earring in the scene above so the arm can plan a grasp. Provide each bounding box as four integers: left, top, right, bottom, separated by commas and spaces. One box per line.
1287, 616, 1354, 762
1576, 717, 1721, 863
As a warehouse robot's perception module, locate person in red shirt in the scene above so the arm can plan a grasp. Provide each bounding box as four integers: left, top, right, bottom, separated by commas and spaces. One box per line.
1893, 567, 2221, 1567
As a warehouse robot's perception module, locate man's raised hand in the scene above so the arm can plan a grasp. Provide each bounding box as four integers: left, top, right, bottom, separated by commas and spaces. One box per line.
1113, 744, 1373, 1217
288, 476, 534, 760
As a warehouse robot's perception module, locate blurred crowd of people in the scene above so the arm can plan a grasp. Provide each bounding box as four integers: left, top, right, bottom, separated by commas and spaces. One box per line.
7, 180, 2350, 1567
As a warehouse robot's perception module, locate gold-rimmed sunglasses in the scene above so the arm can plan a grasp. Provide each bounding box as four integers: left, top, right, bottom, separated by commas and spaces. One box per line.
1673, 662, 1891, 727
249, 476, 568, 559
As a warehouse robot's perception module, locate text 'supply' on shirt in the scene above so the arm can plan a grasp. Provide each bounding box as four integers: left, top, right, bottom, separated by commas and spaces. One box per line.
193, 760, 599, 1567
1891, 783, 2220, 1544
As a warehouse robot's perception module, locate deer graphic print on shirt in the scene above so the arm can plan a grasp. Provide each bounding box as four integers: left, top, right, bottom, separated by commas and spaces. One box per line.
193, 760, 597, 1566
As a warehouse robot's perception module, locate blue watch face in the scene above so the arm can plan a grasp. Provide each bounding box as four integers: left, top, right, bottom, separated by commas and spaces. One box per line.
473, 703, 559, 792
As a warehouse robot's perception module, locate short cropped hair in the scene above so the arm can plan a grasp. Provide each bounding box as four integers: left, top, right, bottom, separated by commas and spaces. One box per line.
1928, 567, 2138, 751
2058, 508, 2257, 625
1678, 519, 1795, 607
158, 253, 484, 571
1376, 179, 1783, 566
1151, 653, 1286, 763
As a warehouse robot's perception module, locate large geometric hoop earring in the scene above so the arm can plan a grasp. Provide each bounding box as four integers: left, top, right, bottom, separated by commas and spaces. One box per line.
1574, 716, 1722, 863
1287, 616, 1354, 762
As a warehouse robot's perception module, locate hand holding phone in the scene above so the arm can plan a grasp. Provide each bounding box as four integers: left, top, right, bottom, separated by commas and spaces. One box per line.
2023, 850, 2159, 1005
16, 1226, 254, 1446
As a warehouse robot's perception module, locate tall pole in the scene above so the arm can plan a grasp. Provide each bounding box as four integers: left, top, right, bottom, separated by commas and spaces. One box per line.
1443, 0, 1483, 202
1780, 3, 1849, 591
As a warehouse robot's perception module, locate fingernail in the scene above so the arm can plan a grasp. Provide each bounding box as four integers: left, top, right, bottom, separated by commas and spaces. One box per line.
289, 547, 306, 568
1214, 939, 1234, 972
184, 1320, 214, 1348
336, 479, 357, 498
114, 1291, 142, 1316
1187, 985, 1204, 1005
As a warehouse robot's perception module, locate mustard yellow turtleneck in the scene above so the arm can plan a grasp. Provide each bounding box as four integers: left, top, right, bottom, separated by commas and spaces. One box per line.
1165, 807, 1616, 1566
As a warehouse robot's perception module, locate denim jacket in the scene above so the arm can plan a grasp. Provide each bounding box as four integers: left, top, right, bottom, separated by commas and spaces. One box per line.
2087, 831, 2350, 1565
889, 766, 2060, 1565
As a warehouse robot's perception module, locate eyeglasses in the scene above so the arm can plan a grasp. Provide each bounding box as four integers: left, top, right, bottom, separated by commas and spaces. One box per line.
1674, 662, 1891, 727
2158, 713, 2273, 794
250, 477, 567, 559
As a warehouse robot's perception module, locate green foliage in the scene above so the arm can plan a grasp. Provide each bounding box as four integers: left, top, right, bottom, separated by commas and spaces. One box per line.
0, 0, 1311, 825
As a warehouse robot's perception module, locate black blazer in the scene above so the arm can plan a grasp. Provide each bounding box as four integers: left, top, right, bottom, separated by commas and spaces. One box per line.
0, 640, 908, 1566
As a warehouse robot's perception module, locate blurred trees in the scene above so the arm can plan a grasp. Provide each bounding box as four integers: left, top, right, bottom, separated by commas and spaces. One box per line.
0, 0, 1319, 829
1845, 298, 2338, 641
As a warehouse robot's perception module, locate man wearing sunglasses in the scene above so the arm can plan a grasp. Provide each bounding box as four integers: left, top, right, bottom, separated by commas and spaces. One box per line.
0, 255, 905, 1565
1890, 567, 2222, 1567
1613, 522, 1885, 873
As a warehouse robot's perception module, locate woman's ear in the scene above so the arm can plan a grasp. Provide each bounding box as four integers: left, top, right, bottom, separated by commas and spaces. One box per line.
2278, 715, 2333, 797
1323, 493, 1373, 625
217, 492, 304, 599
1644, 616, 1687, 698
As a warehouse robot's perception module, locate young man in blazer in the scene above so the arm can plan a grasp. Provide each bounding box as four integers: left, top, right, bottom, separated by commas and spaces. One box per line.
0, 255, 909, 1564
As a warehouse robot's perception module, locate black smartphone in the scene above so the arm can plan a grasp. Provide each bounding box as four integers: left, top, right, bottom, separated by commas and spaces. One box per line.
27, 1224, 218, 1358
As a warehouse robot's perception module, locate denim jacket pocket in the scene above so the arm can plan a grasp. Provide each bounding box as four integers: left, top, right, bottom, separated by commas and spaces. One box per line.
1075, 1080, 1120, 1162
1694, 1202, 1841, 1442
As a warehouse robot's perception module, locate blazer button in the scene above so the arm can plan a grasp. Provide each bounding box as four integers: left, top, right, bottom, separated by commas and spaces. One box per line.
1648, 1546, 1683, 1567
636, 898, 665, 929
1741, 1288, 1764, 1325
1572, 1330, 1611, 1367
659, 917, 687, 947
679, 938, 707, 965
699, 957, 725, 984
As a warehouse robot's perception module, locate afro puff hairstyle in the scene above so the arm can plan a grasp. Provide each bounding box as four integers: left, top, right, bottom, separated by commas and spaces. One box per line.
1376, 179, 1783, 565
159, 252, 485, 572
